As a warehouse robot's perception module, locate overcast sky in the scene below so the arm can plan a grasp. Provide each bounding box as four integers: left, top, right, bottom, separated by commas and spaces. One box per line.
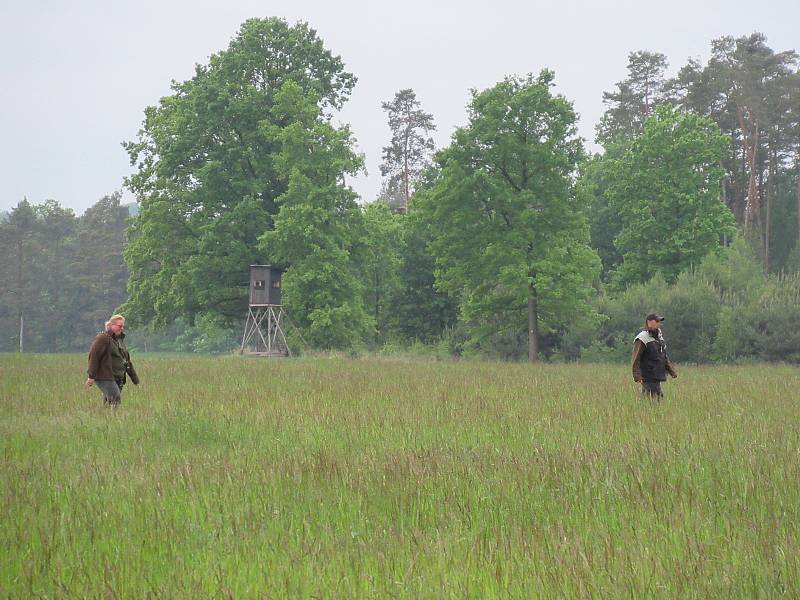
2, 0, 798, 215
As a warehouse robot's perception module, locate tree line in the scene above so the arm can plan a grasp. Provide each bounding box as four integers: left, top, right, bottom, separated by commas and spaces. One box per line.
0, 194, 130, 352
2, 19, 799, 362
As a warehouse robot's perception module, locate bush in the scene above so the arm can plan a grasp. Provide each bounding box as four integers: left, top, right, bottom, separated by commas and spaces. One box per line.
560, 236, 799, 365
696, 236, 765, 304
784, 240, 800, 274
578, 339, 628, 363
572, 271, 721, 364
714, 273, 800, 363
654, 271, 720, 363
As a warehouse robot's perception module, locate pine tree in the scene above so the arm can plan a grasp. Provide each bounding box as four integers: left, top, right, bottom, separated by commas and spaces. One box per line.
379, 89, 436, 211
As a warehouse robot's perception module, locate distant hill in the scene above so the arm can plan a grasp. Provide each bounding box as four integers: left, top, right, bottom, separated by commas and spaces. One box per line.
0, 210, 8, 222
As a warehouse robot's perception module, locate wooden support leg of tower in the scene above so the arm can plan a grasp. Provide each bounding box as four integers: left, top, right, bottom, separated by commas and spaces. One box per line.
240, 305, 291, 357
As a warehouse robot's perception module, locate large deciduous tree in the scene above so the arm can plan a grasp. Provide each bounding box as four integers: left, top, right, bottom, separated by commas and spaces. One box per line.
379, 89, 436, 211
258, 82, 371, 349
605, 105, 736, 287
419, 71, 600, 362
122, 18, 356, 328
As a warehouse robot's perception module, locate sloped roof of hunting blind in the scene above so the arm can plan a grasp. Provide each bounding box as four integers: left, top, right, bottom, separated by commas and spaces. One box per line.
249, 264, 283, 306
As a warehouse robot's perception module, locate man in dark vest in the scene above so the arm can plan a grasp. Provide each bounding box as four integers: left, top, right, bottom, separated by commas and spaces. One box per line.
631, 313, 677, 400
86, 314, 140, 406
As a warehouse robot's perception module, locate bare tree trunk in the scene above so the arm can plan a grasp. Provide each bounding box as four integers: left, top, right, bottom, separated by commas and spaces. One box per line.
374, 273, 381, 340
527, 283, 539, 363
721, 176, 729, 246
797, 167, 800, 247
51, 238, 61, 352
403, 127, 410, 211
765, 173, 771, 271
730, 134, 747, 224
737, 106, 760, 230
765, 143, 775, 272
16, 238, 24, 353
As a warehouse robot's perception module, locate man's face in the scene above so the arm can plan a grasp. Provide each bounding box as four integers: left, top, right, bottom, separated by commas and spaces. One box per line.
109, 320, 125, 335
646, 319, 661, 330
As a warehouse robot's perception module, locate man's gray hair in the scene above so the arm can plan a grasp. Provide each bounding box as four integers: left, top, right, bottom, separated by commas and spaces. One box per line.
105, 314, 126, 329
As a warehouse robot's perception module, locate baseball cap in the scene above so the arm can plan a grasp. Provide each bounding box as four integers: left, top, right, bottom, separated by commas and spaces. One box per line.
645, 313, 665, 322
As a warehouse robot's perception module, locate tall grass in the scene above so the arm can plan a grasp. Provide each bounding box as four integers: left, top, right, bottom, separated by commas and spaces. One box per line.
1, 353, 798, 597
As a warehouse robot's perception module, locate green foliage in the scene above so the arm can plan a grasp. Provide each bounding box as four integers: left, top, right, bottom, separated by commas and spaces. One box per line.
695, 236, 766, 304
258, 82, 371, 349
388, 207, 459, 344
186, 314, 240, 354
126, 316, 238, 354
767, 172, 800, 272
355, 202, 404, 346
71, 194, 130, 339
34, 200, 80, 349
714, 273, 800, 363
574, 271, 720, 364
0, 200, 45, 351
123, 18, 356, 328
0, 196, 129, 353
8, 29, 798, 361
419, 71, 601, 360
785, 240, 800, 274
562, 237, 800, 365
589, 273, 670, 361
596, 50, 670, 146
577, 151, 624, 279
654, 271, 721, 363
749, 274, 800, 362
672, 33, 800, 264
605, 105, 736, 287
578, 339, 628, 363
597, 34, 800, 276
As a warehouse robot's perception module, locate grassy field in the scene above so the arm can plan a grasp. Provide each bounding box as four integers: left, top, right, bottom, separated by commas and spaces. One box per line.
1, 353, 798, 598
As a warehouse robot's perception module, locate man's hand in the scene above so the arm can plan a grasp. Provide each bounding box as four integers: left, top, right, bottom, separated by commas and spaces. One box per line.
85, 378, 94, 387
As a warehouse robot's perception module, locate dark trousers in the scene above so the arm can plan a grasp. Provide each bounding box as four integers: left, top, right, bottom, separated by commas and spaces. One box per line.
641, 380, 663, 400
96, 379, 124, 406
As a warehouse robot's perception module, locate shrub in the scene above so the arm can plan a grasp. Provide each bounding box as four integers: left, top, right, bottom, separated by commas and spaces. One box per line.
714, 273, 800, 363
696, 236, 765, 304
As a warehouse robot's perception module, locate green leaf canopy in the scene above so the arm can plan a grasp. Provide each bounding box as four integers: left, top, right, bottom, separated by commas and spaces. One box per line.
122, 18, 356, 327
606, 104, 737, 287
419, 71, 601, 361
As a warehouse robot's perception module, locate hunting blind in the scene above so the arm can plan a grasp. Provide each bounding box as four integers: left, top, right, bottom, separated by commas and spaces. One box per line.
240, 265, 290, 357
248, 264, 282, 306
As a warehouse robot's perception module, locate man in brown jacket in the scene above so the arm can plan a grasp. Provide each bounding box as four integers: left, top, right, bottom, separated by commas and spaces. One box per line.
86, 314, 139, 406
631, 313, 677, 400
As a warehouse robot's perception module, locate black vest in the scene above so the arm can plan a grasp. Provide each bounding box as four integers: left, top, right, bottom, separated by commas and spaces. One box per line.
635, 330, 667, 381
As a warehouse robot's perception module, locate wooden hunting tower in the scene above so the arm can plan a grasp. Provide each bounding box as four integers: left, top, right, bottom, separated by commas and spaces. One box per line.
248, 264, 283, 306
240, 265, 290, 357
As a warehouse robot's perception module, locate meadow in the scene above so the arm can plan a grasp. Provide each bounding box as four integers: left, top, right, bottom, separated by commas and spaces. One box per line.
1, 353, 798, 598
